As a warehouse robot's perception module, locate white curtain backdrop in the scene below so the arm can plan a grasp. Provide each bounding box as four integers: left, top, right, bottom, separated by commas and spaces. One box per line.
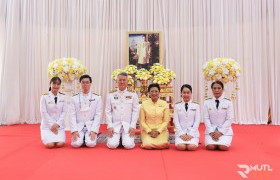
0, 0, 279, 125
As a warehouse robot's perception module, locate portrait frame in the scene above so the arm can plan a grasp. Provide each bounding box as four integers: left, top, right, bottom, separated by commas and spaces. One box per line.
127, 31, 162, 70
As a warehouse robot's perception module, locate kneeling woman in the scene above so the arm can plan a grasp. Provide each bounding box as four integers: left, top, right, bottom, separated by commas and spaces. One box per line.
173, 84, 200, 151
204, 80, 234, 151
140, 83, 170, 149
40, 77, 67, 148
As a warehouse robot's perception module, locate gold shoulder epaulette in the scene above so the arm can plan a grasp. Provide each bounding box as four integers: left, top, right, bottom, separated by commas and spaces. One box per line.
92, 92, 100, 96
224, 98, 231, 101
42, 92, 49, 95
72, 93, 79, 97
175, 101, 182, 104
192, 101, 199, 104
59, 92, 65, 95
110, 89, 117, 93
205, 97, 212, 100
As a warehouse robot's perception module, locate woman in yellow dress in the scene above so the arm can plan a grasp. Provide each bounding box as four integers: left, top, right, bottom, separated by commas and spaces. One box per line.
140, 83, 170, 149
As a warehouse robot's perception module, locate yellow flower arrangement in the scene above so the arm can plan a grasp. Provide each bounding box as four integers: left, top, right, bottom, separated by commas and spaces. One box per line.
124, 65, 137, 75
150, 63, 164, 75
111, 69, 124, 80
153, 72, 169, 85
202, 58, 241, 83
164, 69, 176, 79
48, 58, 86, 81
127, 75, 134, 85
136, 68, 152, 80
111, 68, 134, 85
152, 68, 176, 84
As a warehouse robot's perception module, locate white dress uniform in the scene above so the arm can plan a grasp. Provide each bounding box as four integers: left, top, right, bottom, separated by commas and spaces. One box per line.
69, 92, 102, 148
40, 91, 67, 145
173, 100, 200, 146
204, 96, 234, 147
105, 88, 139, 149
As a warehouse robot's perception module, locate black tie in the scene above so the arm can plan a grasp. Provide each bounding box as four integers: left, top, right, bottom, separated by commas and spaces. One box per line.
54, 97, 57, 104
215, 100, 219, 109
185, 103, 188, 112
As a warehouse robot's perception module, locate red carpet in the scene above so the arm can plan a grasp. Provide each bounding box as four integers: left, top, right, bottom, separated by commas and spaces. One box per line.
0, 124, 279, 180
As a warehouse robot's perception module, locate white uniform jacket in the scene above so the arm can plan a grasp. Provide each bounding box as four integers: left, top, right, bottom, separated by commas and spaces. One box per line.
40, 91, 67, 130
204, 96, 234, 135
173, 100, 200, 138
105, 89, 139, 133
70, 92, 102, 133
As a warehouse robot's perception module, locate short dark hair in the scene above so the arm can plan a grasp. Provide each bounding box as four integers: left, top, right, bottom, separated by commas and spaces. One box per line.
148, 83, 160, 92
180, 84, 192, 93
211, 80, 224, 89
79, 74, 92, 83
49, 77, 61, 91
117, 72, 128, 77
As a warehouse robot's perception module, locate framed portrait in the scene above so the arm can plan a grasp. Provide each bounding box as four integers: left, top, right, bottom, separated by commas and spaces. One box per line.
127, 31, 162, 70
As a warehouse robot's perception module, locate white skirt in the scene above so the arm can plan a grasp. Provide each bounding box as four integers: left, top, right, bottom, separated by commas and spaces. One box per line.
205, 135, 232, 147
41, 129, 66, 144
175, 136, 199, 146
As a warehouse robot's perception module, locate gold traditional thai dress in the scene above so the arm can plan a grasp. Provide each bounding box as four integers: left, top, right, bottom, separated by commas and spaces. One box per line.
140, 98, 170, 149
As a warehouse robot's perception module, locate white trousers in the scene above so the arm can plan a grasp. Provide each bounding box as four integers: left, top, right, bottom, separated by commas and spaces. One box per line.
71, 127, 97, 148
175, 136, 199, 146
205, 134, 232, 147
107, 131, 135, 149
41, 129, 65, 144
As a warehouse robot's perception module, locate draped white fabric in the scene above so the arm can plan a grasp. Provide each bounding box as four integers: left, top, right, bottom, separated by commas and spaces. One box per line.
0, 0, 279, 125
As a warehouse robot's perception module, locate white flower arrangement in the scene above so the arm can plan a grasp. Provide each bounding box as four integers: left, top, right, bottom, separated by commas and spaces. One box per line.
202, 57, 241, 83
48, 58, 86, 81
136, 68, 152, 80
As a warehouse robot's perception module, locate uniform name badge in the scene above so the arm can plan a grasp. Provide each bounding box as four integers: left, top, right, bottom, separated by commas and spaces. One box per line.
126, 96, 132, 99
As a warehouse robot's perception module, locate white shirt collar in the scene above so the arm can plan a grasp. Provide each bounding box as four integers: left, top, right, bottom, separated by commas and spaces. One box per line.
49, 91, 58, 97
182, 99, 192, 104
81, 92, 90, 96
214, 94, 224, 101
118, 88, 127, 94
